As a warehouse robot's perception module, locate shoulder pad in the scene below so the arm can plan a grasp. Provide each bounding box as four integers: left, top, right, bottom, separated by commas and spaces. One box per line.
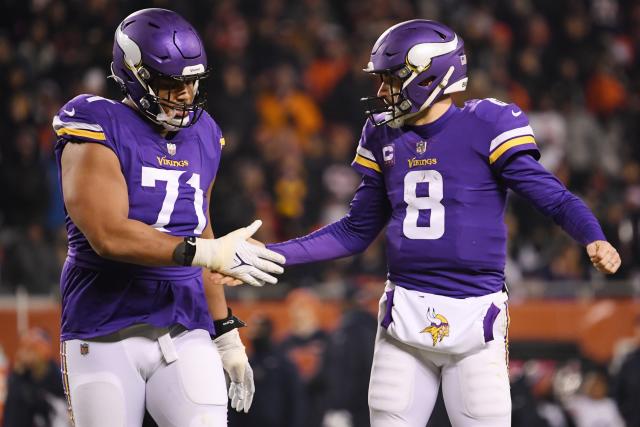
468, 98, 530, 134
470, 98, 519, 122
52, 94, 119, 143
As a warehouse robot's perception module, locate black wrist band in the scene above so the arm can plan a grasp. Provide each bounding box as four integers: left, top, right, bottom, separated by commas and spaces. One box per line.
173, 236, 197, 266
213, 307, 246, 337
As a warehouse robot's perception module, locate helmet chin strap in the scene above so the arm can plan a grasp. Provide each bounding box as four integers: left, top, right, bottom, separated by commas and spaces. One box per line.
386, 65, 455, 128
156, 110, 190, 130
125, 94, 187, 131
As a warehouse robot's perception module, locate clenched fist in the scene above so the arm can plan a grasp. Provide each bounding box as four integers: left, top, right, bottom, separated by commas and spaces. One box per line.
586, 240, 621, 274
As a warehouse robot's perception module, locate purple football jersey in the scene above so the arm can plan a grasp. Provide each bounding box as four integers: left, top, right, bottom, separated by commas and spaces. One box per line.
52, 94, 224, 339
351, 98, 539, 297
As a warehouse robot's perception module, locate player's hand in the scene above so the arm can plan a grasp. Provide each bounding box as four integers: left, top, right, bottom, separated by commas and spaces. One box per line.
205, 271, 243, 287
192, 220, 286, 286
213, 329, 255, 413
586, 240, 621, 274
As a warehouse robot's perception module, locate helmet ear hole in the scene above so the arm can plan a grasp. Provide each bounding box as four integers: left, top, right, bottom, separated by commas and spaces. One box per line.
419, 76, 436, 87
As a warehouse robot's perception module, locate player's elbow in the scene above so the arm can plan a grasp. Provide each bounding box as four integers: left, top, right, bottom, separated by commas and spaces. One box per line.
340, 222, 377, 255
350, 239, 373, 255
87, 233, 120, 259
80, 221, 126, 260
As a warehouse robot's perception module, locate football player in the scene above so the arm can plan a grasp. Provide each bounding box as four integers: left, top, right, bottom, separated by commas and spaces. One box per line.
52, 9, 285, 427
268, 20, 621, 426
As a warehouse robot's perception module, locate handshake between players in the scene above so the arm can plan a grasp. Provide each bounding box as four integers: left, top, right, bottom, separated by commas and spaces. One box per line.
177, 219, 287, 287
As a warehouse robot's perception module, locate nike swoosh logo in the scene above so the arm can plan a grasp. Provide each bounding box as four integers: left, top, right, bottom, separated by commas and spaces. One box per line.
511, 109, 522, 117
63, 108, 75, 116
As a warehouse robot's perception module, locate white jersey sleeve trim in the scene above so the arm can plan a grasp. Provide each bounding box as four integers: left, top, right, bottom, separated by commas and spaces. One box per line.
356, 145, 376, 162
489, 125, 534, 152
52, 115, 104, 132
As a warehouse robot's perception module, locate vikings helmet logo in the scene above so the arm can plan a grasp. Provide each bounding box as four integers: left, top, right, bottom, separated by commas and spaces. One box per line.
421, 307, 449, 346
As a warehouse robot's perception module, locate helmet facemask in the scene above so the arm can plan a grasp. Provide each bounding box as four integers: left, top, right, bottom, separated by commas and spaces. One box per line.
361, 66, 415, 128
137, 68, 210, 130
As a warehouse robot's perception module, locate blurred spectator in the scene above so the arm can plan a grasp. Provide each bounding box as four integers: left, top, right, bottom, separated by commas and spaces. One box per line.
1, 0, 639, 296
3, 328, 68, 427
0, 128, 49, 228
2, 223, 59, 294
511, 373, 555, 427
281, 289, 329, 427
229, 315, 305, 427
256, 64, 323, 150
511, 360, 573, 427
612, 315, 640, 426
318, 286, 376, 427
564, 370, 625, 427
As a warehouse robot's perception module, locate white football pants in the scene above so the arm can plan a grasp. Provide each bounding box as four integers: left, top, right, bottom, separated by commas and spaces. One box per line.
61, 325, 227, 427
368, 314, 511, 427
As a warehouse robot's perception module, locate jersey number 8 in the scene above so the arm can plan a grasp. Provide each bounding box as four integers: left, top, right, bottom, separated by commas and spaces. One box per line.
403, 170, 445, 239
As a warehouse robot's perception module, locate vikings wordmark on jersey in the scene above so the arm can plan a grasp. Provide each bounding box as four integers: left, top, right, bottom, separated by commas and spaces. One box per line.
53, 94, 225, 340
352, 97, 537, 298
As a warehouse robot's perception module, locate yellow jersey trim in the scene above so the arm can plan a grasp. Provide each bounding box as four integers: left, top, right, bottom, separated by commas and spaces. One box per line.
56, 127, 106, 141
489, 135, 536, 164
354, 154, 381, 173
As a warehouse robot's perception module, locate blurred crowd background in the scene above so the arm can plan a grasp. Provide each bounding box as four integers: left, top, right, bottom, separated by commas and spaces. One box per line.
1, 0, 640, 426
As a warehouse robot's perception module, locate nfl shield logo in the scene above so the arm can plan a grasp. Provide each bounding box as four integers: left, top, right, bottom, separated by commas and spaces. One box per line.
80, 343, 89, 356
416, 140, 427, 155
167, 143, 177, 156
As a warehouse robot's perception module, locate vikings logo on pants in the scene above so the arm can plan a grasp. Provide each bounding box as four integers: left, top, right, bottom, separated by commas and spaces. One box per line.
420, 308, 449, 346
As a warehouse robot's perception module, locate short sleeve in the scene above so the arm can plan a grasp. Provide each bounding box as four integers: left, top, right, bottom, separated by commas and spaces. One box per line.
52, 95, 117, 153
478, 99, 539, 171
351, 118, 382, 177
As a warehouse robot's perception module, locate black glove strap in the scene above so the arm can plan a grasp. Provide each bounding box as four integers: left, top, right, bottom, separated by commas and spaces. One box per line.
213, 307, 246, 337
173, 236, 197, 266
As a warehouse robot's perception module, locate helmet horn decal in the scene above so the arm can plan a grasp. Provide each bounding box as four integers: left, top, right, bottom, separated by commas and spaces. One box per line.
115, 26, 142, 69
361, 20, 467, 127
406, 35, 459, 70
110, 9, 210, 131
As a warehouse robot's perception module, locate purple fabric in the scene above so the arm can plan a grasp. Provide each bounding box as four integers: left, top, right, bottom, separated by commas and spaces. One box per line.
270, 99, 605, 299
483, 303, 501, 343
112, 9, 207, 104
54, 95, 221, 339
380, 289, 395, 329
501, 154, 606, 245
267, 174, 391, 265
366, 20, 466, 116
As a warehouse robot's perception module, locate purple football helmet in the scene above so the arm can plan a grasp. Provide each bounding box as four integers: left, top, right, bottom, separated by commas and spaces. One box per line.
361, 20, 468, 127
110, 8, 210, 130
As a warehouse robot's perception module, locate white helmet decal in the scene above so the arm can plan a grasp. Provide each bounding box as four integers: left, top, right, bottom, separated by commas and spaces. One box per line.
115, 26, 142, 69
406, 35, 459, 70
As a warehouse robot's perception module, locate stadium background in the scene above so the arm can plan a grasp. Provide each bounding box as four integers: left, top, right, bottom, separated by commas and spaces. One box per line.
1, 0, 639, 426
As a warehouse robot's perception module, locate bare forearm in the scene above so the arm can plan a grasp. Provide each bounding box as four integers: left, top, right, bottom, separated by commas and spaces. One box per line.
203, 272, 229, 320
201, 213, 229, 321
87, 217, 182, 266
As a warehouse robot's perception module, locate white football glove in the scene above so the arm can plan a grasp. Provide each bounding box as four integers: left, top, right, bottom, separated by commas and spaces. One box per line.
191, 220, 286, 286
213, 329, 255, 413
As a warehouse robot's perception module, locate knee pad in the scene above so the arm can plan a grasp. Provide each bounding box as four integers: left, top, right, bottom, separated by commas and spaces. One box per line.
186, 407, 227, 427
457, 342, 511, 419
368, 336, 416, 415
70, 372, 126, 427
176, 333, 227, 406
